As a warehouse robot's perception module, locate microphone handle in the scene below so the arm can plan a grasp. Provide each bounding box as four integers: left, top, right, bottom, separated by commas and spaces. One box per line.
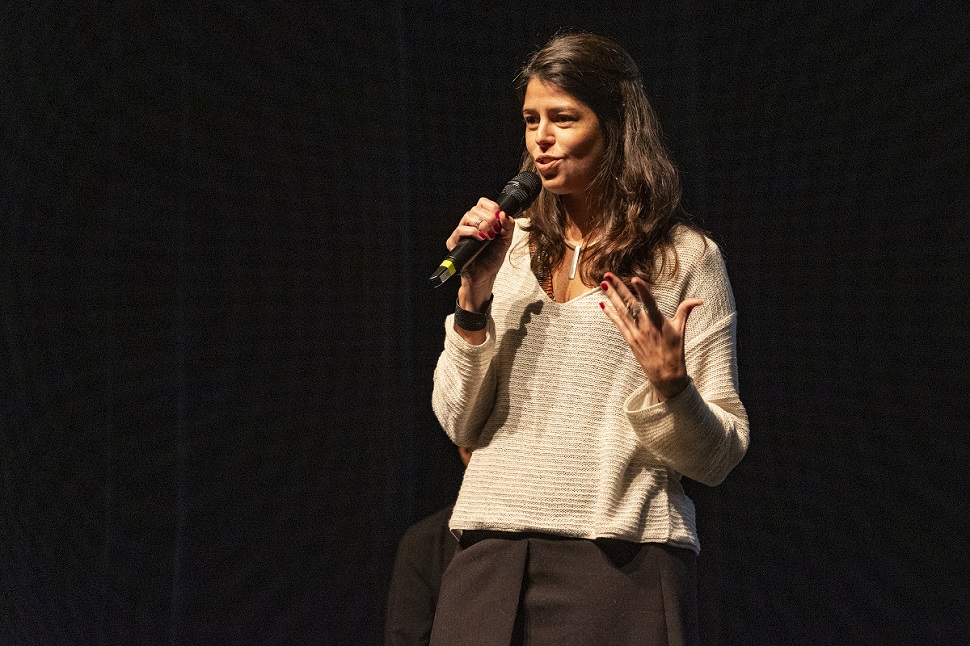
428, 228, 495, 288
428, 186, 530, 288
448, 235, 489, 274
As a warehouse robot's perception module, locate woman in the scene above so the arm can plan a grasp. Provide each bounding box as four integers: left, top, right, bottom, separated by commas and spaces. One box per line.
430, 32, 748, 646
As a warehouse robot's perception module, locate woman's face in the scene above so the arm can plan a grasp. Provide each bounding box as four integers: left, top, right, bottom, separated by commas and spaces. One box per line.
523, 79, 606, 198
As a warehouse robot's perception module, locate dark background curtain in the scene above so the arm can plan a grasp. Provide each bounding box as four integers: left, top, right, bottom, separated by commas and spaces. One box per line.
2, 1, 967, 644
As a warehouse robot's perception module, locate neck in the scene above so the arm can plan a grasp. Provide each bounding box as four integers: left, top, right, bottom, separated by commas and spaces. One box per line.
561, 193, 594, 244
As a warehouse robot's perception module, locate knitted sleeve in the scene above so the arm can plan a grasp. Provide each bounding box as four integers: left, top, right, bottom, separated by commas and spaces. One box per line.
624, 242, 750, 486
431, 316, 499, 448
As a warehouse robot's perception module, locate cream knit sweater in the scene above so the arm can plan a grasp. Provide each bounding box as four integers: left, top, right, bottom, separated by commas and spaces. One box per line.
432, 222, 749, 552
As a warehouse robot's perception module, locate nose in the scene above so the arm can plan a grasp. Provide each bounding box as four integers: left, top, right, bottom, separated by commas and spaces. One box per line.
534, 120, 554, 150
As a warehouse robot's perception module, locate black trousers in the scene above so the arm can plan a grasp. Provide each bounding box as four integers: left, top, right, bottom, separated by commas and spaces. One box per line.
430, 531, 698, 646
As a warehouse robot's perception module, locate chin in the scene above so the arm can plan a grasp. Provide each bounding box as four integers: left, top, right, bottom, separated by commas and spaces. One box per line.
541, 183, 576, 198
538, 177, 569, 195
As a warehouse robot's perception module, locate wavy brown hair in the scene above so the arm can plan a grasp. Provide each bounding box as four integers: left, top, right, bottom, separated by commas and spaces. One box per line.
516, 31, 698, 285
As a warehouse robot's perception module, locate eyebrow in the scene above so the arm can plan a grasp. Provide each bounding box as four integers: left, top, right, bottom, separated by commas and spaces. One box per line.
522, 104, 580, 114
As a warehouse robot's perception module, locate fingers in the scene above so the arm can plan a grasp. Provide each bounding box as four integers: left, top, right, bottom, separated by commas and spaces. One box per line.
674, 298, 704, 328
600, 273, 648, 330
629, 277, 659, 311
446, 198, 508, 251
598, 296, 634, 343
467, 199, 505, 234
601, 273, 703, 331
475, 197, 501, 213
630, 277, 664, 328
498, 210, 516, 233
447, 223, 487, 251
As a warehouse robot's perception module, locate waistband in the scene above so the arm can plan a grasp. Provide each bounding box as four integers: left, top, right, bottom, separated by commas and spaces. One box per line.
458, 529, 672, 567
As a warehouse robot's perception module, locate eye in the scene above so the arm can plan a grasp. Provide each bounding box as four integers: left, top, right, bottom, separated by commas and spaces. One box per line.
555, 114, 577, 124
523, 115, 539, 128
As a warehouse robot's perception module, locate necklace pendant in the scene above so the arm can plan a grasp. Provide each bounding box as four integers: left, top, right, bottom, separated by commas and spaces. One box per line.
568, 242, 581, 280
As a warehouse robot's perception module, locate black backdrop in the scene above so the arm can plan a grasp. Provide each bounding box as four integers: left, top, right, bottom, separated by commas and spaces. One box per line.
2, 1, 968, 644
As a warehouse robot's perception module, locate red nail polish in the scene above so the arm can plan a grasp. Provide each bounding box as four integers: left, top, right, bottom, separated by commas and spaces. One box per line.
599, 302, 606, 309
600, 282, 609, 291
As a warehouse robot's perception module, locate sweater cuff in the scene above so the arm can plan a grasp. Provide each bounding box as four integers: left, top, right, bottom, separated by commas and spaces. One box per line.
443, 313, 496, 369
623, 378, 704, 434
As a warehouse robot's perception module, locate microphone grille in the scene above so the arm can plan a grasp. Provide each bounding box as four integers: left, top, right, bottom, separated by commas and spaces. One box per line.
510, 171, 542, 197
498, 171, 542, 215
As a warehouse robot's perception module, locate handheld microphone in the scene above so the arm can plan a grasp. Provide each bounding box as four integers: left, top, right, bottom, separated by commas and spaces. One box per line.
428, 171, 542, 288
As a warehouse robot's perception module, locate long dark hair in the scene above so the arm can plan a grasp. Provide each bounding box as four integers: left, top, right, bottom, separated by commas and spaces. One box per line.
516, 31, 696, 285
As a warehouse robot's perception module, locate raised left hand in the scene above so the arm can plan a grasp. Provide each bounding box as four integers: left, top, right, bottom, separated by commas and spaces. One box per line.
599, 272, 703, 401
